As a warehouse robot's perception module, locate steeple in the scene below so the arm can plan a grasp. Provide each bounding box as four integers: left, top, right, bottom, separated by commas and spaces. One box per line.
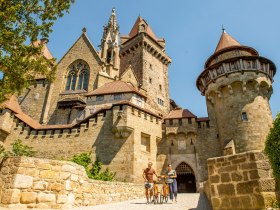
100, 8, 120, 78
214, 30, 241, 53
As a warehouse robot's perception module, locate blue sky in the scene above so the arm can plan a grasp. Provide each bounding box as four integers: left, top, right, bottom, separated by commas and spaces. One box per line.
2, 0, 280, 117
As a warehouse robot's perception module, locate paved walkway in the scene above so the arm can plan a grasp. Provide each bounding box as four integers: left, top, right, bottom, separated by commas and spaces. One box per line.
0, 193, 212, 210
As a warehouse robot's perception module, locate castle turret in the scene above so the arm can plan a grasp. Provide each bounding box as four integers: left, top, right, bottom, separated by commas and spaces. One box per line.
196, 30, 276, 153
100, 8, 120, 78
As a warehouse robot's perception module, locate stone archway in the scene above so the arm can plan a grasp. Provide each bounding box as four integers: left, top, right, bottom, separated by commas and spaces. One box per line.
176, 162, 196, 193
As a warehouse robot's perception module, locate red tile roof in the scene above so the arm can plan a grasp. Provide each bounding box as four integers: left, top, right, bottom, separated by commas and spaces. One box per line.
165, 109, 196, 119
196, 117, 209, 122
214, 31, 241, 53
86, 81, 146, 98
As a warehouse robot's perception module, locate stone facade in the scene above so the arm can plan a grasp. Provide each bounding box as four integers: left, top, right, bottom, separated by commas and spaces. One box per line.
0, 156, 143, 209
0, 8, 278, 208
206, 151, 278, 210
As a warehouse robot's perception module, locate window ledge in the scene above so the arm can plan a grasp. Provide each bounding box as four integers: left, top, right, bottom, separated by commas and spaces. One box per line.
60, 90, 87, 95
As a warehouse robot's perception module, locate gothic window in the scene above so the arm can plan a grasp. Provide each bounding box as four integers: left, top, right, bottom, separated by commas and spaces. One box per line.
65, 60, 89, 91
77, 69, 89, 90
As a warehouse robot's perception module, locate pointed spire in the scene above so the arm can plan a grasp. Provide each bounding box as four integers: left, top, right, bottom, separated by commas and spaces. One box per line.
214, 30, 241, 53
107, 7, 119, 31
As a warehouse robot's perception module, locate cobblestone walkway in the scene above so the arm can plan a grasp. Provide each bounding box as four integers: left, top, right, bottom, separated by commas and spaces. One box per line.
0, 193, 212, 210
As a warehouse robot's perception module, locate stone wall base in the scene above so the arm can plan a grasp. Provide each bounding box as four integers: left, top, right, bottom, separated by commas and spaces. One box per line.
0, 157, 144, 209
205, 151, 279, 210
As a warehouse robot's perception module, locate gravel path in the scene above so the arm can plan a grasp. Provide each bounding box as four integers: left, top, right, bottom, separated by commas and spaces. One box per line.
0, 193, 212, 210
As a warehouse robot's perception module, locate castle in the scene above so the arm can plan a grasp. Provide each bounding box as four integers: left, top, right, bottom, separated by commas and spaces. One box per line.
0, 8, 276, 194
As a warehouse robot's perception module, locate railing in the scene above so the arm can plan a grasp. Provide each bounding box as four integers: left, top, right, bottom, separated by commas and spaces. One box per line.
197, 57, 275, 93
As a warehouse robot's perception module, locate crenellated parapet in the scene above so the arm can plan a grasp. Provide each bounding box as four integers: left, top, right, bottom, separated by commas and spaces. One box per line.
197, 57, 276, 95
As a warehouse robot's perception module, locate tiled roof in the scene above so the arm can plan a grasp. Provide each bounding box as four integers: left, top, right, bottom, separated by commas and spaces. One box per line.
126, 16, 165, 43
165, 109, 196, 119
214, 31, 241, 53
86, 81, 146, 98
196, 117, 209, 122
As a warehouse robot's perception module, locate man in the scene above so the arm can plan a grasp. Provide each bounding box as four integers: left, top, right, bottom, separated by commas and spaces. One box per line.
143, 162, 158, 204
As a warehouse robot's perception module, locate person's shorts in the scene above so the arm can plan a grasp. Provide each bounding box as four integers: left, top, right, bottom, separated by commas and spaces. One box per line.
144, 182, 154, 189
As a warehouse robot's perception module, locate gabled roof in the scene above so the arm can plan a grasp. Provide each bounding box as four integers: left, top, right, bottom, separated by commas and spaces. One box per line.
86, 81, 146, 98
32, 39, 54, 60
165, 109, 196, 119
214, 31, 241, 53
57, 32, 102, 65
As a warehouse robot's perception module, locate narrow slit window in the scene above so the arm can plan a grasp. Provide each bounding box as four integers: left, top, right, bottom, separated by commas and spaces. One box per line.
241, 112, 248, 121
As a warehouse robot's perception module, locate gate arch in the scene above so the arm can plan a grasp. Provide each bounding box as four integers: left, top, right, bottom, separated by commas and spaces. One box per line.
175, 162, 196, 193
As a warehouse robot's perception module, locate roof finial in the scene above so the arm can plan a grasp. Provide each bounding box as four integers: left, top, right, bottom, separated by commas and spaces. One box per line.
222, 25, 226, 33
82, 27, 87, 33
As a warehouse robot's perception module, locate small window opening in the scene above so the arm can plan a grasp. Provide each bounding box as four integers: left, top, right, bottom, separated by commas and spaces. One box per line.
169, 119, 173, 125
241, 112, 248, 121
188, 118, 192, 124
179, 119, 182, 126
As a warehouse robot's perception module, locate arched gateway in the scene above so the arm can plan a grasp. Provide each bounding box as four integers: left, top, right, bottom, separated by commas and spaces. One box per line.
175, 162, 196, 193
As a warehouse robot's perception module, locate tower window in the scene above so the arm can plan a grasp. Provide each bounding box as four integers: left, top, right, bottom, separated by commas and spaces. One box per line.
169, 119, 173, 125
150, 64, 153, 69
241, 112, 248, 121
149, 77, 152, 84
179, 119, 182, 126
159, 84, 162, 91
188, 118, 192, 124
157, 98, 164, 106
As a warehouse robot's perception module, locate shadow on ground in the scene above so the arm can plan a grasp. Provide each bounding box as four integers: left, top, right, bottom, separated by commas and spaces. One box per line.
189, 192, 212, 210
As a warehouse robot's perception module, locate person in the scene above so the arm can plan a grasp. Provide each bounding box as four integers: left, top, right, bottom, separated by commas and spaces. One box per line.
143, 162, 158, 204
167, 164, 177, 203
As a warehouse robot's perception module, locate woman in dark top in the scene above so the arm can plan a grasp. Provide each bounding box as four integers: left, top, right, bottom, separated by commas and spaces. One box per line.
167, 164, 177, 203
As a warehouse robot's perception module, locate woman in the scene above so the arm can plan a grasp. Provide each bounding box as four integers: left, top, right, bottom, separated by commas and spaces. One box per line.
167, 164, 177, 203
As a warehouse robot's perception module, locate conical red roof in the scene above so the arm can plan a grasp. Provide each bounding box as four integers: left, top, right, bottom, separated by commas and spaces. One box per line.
214, 31, 241, 53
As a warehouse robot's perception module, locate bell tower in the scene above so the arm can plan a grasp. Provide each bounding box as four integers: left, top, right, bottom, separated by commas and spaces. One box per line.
197, 30, 276, 153
100, 8, 120, 78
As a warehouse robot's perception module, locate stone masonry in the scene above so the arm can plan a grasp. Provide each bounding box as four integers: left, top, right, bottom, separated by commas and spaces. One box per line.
206, 151, 278, 210
0, 156, 143, 209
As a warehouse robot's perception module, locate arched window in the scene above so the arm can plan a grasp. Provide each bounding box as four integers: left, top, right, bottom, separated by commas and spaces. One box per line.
77, 69, 89, 90
65, 70, 77, 91
65, 60, 89, 91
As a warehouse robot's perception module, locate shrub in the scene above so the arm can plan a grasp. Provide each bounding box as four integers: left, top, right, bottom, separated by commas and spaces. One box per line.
71, 153, 91, 168
11, 140, 36, 157
70, 153, 116, 181
0, 140, 36, 157
265, 113, 280, 183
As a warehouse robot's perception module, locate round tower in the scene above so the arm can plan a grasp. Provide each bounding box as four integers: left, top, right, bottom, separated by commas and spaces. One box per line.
196, 30, 276, 153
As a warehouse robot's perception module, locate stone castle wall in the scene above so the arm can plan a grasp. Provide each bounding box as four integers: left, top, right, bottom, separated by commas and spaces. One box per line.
205, 72, 273, 153
206, 151, 278, 210
0, 156, 143, 209
2, 104, 162, 183
18, 79, 50, 123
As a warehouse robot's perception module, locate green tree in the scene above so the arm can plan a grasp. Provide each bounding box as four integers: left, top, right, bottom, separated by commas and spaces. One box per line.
265, 114, 280, 182
0, 0, 74, 103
